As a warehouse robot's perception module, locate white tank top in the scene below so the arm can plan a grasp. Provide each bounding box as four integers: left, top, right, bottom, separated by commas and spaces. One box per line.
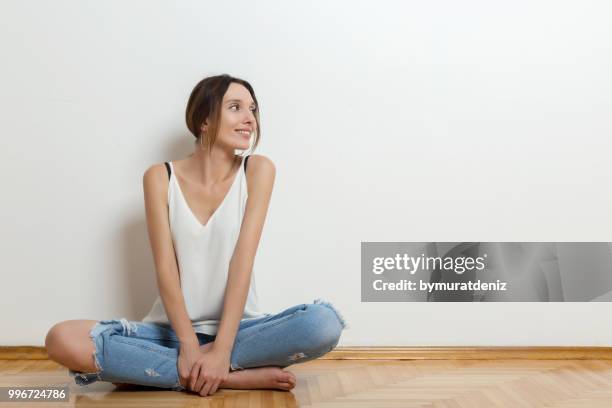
142, 155, 268, 335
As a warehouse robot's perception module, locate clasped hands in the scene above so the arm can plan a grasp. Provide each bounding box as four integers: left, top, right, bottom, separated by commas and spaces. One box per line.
178, 341, 231, 396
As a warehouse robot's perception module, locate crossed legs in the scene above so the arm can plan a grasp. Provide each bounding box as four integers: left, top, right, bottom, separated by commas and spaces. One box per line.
45, 301, 346, 393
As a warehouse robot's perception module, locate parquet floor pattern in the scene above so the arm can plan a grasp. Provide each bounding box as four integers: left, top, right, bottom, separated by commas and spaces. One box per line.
2, 359, 612, 407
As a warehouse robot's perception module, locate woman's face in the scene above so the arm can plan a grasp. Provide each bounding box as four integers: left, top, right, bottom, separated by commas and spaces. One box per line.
204, 82, 257, 152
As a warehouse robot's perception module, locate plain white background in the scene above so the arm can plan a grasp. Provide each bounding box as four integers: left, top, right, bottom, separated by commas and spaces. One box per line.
1, 0, 611, 346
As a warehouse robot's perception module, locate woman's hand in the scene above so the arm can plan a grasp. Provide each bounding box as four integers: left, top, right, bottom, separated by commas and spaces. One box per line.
189, 342, 231, 396
177, 340, 202, 391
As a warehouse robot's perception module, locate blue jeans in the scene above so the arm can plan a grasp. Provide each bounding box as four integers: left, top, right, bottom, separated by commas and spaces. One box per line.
68, 298, 347, 392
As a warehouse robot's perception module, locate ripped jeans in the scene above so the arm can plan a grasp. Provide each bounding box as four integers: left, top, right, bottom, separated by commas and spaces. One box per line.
68, 299, 348, 392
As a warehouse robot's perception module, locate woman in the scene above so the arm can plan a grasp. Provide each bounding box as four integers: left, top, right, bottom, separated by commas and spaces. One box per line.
44, 74, 347, 397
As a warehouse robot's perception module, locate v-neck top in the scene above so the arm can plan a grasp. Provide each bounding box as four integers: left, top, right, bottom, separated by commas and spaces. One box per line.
142, 154, 268, 335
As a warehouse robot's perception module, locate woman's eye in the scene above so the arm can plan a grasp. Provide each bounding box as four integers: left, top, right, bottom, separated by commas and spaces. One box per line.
230, 105, 256, 112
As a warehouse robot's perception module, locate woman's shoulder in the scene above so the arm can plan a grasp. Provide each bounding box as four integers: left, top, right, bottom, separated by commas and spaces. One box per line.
244, 154, 276, 193
142, 162, 171, 197
245, 154, 276, 174
143, 162, 170, 180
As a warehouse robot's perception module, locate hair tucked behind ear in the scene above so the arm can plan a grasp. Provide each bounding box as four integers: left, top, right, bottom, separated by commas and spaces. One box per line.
185, 74, 261, 153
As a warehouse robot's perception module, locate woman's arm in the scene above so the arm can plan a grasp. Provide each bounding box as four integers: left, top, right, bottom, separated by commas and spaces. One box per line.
214, 155, 276, 355
142, 164, 199, 349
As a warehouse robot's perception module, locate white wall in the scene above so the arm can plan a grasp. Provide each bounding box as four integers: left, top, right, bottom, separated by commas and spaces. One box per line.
1, 0, 611, 346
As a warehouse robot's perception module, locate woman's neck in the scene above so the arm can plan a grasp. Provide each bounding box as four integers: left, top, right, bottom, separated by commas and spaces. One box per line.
185, 146, 239, 186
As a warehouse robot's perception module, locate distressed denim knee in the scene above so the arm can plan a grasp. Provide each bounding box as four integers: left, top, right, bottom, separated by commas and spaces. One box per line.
277, 299, 348, 366
68, 318, 185, 392
309, 299, 348, 352
68, 318, 136, 386
226, 299, 349, 370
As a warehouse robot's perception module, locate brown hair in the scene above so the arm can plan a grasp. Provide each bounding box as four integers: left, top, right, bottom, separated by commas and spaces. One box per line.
185, 74, 261, 153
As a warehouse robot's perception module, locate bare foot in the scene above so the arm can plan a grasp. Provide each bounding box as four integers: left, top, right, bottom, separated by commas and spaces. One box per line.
180, 342, 297, 392
222, 367, 297, 391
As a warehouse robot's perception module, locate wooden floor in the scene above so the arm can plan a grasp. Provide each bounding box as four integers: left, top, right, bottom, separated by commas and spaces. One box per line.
3, 359, 612, 407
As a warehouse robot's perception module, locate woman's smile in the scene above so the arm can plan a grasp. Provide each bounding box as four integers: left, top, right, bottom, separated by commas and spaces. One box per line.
235, 129, 252, 139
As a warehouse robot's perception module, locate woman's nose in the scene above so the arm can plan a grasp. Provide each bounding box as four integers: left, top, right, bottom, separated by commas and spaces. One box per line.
243, 113, 255, 126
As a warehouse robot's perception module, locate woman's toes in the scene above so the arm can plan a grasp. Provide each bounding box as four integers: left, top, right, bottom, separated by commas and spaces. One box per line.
279, 372, 292, 383
274, 370, 295, 388
284, 371, 296, 384
278, 382, 293, 390
288, 380, 296, 389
